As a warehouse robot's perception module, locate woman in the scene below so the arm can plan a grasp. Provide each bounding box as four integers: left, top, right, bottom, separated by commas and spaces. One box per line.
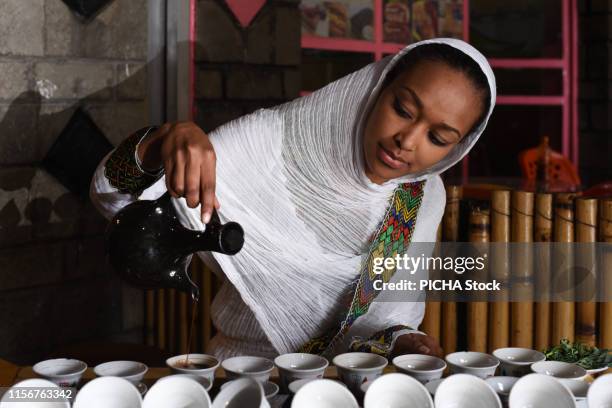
91, 38, 496, 360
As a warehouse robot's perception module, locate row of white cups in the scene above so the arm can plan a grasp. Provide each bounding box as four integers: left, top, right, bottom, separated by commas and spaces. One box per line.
2, 346, 611, 407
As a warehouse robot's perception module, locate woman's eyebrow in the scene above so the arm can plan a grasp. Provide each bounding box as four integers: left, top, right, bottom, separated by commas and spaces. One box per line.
439, 123, 462, 140
400, 86, 423, 110
400, 86, 462, 140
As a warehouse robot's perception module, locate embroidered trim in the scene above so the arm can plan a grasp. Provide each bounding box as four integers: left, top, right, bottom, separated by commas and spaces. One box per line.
299, 180, 426, 356
349, 324, 413, 357
104, 126, 162, 194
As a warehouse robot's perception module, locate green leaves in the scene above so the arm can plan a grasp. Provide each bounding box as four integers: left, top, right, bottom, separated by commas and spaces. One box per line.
544, 338, 612, 370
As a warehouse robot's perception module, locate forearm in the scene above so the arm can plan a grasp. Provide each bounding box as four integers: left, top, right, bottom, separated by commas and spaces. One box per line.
89, 125, 166, 219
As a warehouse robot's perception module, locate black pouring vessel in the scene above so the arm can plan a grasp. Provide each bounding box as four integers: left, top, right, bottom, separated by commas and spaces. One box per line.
106, 192, 244, 300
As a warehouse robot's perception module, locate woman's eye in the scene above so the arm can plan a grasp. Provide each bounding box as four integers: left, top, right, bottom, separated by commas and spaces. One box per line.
428, 132, 448, 147
393, 97, 412, 119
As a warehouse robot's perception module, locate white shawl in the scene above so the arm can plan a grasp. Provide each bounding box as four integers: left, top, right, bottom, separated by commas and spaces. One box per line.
92, 38, 496, 356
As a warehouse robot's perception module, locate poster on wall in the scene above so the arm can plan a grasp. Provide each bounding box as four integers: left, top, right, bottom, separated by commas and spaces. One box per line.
300, 1, 374, 41
412, 0, 439, 41
300, 0, 462, 43
438, 0, 463, 39
383, 0, 411, 44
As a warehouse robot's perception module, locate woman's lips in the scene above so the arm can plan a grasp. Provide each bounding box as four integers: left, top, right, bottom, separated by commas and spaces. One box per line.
377, 144, 409, 170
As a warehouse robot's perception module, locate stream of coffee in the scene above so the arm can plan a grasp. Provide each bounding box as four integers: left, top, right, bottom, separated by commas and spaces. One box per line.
181, 289, 200, 368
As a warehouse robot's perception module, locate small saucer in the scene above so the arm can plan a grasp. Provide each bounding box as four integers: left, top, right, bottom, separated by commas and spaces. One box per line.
137, 382, 148, 396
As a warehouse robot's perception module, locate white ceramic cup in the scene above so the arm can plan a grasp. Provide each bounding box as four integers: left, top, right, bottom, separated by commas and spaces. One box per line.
333, 352, 388, 395
560, 379, 589, 401
530, 361, 587, 380
73, 376, 142, 408
221, 380, 279, 401
158, 374, 212, 392
0, 379, 70, 408
32, 358, 87, 387
144, 375, 211, 408
587, 373, 612, 408
485, 376, 519, 405
291, 379, 358, 408
221, 356, 274, 383
274, 353, 328, 393
424, 378, 443, 396
94, 361, 148, 385
445, 351, 500, 379
363, 373, 434, 408
435, 374, 502, 408
493, 347, 546, 377
166, 353, 219, 384
509, 373, 575, 408
392, 354, 447, 383
212, 378, 269, 408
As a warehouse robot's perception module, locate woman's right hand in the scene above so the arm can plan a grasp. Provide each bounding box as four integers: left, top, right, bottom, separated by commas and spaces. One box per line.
138, 121, 219, 224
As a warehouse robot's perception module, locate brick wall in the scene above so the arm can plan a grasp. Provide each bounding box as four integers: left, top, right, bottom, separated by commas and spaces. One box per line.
578, 0, 612, 186
0, 0, 149, 364
194, 0, 301, 133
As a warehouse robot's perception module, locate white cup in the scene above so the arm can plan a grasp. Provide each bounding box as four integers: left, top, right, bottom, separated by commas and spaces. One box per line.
445, 351, 499, 379
363, 373, 434, 408
587, 373, 612, 408
425, 378, 443, 396
560, 379, 589, 401
144, 375, 211, 408
485, 376, 519, 405
221, 356, 274, 383
392, 354, 446, 383
166, 353, 219, 384
0, 379, 70, 408
32, 358, 87, 387
333, 352, 388, 395
221, 380, 279, 401
530, 361, 587, 380
435, 374, 502, 408
274, 353, 328, 393
94, 360, 148, 385
291, 379, 358, 408
73, 376, 142, 408
509, 373, 575, 408
158, 374, 212, 392
213, 378, 269, 408
493, 347, 546, 377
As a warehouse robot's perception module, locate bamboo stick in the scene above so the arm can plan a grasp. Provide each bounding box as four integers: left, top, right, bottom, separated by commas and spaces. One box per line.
441, 185, 461, 354
552, 193, 576, 344
179, 291, 188, 354
534, 193, 553, 351
167, 288, 176, 354
489, 190, 511, 352
156, 289, 166, 350
599, 199, 612, 349
575, 198, 597, 346
145, 290, 155, 346
468, 205, 490, 352
421, 225, 442, 342
511, 191, 534, 348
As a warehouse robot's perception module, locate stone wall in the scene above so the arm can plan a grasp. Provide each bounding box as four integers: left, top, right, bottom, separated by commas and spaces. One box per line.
0, 0, 149, 364
194, 0, 301, 133
578, 0, 612, 185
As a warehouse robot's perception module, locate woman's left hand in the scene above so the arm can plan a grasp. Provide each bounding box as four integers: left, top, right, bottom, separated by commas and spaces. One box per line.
391, 333, 444, 358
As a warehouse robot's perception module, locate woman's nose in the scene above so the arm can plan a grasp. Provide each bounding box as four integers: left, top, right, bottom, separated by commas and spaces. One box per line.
394, 125, 424, 152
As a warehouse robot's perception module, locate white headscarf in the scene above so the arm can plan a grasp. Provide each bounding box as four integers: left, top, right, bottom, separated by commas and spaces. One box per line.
177, 38, 497, 354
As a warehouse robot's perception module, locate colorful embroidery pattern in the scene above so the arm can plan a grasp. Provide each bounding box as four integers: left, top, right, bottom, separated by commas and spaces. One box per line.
349, 324, 414, 356
299, 180, 426, 357
104, 126, 162, 194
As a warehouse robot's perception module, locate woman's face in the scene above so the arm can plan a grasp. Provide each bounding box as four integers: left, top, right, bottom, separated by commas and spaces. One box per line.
363, 59, 485, 184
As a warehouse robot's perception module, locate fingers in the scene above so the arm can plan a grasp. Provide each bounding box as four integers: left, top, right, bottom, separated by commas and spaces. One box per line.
184, 156, 201, 208
164, 158, 177, 197
200, 160, 216, 224
171, 150, 186, 197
